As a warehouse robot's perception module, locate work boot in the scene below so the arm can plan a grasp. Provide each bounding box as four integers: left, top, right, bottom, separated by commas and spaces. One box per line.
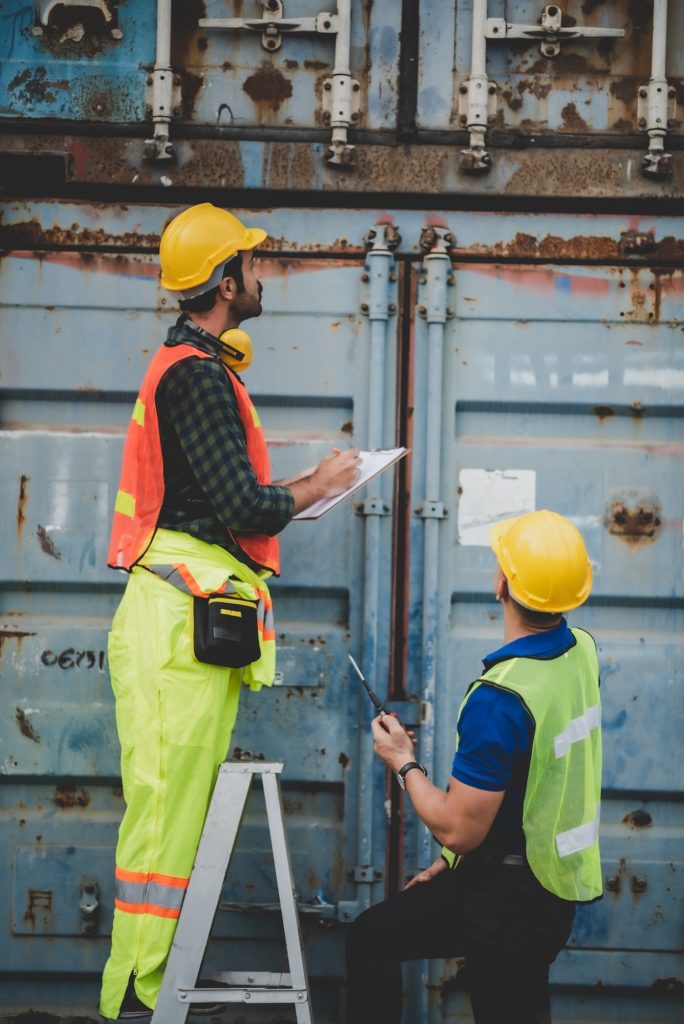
114, 977, 152, 1019
107, 975, 228, 1019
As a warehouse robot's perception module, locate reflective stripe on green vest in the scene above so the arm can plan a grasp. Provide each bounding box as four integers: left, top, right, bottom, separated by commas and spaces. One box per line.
442, 628, 602, 902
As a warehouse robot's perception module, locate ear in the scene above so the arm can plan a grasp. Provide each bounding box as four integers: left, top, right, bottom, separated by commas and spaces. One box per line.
219, 275, 236, 301
494, 568, 509, 603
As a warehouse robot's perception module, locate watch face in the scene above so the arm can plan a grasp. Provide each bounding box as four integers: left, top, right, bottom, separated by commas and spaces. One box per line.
394, 770, 406, 790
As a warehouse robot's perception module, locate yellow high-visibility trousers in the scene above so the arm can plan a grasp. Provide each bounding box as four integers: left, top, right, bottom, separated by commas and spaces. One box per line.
99, 567, 242, 1019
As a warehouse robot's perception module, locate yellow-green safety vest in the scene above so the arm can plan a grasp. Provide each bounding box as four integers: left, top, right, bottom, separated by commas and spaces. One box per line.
442, 628, 602, 902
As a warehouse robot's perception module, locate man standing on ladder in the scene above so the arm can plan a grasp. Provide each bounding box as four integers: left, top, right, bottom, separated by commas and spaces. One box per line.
99, 203, 360, 1021
347, 510, 601, 1024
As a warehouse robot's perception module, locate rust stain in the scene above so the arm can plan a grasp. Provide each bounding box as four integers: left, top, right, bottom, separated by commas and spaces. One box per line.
593, 405, 615, 420
23, 889, 53, 931
560, 102, 589, 133
1, 218, 161, 251
610, 75, 639, 105
8, 66, 69, 105
623, 809, 653, 829
652, 978, 684, 994
16, 707, 41, 743
526, 53, 606, 76
53, 784, 90, 809
304, 59, 329, 70
340, 420, 353, 435
17, 474, 30, 541
243, 65, 293, 113
179, 72, 204, 121
34, 2, 121, 58
606, 498, 662, 546
36, 525, 62, 560
338, 751, 350, 769
0, 628, 36, 663
516, 78, 552, 101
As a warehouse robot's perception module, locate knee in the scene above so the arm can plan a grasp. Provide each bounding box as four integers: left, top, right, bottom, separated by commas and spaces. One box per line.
346, 902, 391, 961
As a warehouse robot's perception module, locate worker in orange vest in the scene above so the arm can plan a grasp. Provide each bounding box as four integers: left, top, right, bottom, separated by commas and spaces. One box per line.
100, 203, 360, 1020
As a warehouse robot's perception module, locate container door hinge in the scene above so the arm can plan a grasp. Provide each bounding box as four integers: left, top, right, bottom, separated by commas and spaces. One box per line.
637, 81, 677, 178
79, 876, 100, 935
414, 502, 447, 520
355, 498, 391, 516
486, 5, 625, 60
144, 71, 182, 162
200, 2, 338, 53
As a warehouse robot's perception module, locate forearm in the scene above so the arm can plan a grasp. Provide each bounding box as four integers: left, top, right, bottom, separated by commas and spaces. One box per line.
403, 773, 468, 850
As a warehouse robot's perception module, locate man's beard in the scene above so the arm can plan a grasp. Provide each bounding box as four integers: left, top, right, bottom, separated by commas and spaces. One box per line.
233, 285, 262, 323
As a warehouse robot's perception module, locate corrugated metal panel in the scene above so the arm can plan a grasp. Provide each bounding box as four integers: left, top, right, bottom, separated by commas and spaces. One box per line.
0, 201, 400, 1020
405, 224, 684, 1022
1, 203, 683, 1021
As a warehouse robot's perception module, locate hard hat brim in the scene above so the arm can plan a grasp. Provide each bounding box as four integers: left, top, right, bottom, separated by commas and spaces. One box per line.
489, 516, 516, 560
242, 227, 268, 250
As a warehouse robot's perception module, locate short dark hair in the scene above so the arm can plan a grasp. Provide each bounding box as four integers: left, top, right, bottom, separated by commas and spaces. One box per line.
510, 595, 562, 629
178, 253, 245, 313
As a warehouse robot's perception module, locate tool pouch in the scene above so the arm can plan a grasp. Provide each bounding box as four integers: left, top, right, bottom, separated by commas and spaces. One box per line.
193, 593, 260, 668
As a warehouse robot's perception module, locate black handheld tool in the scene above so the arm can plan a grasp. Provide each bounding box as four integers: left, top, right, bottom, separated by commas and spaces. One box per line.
348, 654, 390, 715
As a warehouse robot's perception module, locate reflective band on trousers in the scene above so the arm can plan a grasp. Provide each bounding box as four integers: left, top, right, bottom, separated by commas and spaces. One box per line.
554, 704, 600, 759
146, 563, 236, 598
556, 808, 600, 858
114, 867, 188, 919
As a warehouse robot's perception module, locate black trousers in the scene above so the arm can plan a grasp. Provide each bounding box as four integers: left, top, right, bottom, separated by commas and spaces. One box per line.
345, 858, 575, 1024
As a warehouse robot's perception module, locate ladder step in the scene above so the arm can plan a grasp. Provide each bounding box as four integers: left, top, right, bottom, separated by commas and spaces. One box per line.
178, 987, 309, 1005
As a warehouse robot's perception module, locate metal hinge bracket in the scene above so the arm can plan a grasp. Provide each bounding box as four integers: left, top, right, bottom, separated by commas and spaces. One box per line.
322, 73, 362, 130
200, 2, 338, 53
414, 502, 447, 519
356, 498, 391, 516
486, 5, 624, 59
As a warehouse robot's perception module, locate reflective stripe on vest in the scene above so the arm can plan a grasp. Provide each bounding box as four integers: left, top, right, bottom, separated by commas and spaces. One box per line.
442, 628, 602, 901
107, 343, 280, 574
114, 866, 189, 919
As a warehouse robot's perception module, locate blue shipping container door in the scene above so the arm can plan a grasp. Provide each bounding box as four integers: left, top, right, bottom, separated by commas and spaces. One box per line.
405, 218, 684, 1023
1, 203, 683, 1022
0, 200, 401, 1021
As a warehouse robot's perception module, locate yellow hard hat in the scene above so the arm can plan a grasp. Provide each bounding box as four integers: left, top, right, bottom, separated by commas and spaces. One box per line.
490, 509, 592, 613
159, 203, 267, 298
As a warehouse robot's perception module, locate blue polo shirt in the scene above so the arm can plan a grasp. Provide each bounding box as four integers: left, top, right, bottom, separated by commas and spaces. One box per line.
451, 619, 576, 855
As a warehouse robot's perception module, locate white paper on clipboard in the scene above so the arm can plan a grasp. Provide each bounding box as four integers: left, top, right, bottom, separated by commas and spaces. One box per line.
292, 447, 408, 520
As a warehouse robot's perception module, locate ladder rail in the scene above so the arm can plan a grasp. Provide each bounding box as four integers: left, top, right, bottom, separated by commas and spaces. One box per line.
151, 761, 313, 1024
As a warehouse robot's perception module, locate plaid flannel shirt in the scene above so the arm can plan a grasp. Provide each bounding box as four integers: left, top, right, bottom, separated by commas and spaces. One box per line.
155, 316, 294, 570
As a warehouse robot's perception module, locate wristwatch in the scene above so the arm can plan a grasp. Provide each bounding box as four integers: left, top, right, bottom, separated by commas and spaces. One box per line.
394, 761, 428, 790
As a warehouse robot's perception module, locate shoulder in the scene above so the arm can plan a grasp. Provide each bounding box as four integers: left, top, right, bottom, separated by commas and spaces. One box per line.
161, 353, 235, 399
461, 683, 534, 745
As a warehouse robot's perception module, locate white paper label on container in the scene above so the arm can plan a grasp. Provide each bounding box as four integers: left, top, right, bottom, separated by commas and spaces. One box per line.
457, 469, 536, 546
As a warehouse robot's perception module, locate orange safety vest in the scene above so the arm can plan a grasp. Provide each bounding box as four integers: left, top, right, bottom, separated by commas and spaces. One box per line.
108, 343, 280, 574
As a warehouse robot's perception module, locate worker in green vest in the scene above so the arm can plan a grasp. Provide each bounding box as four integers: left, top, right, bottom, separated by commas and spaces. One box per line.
347, 509, 601, 1024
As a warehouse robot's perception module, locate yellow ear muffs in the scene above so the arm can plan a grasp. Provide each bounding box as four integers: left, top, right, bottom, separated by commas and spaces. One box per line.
218, 328, 253, 372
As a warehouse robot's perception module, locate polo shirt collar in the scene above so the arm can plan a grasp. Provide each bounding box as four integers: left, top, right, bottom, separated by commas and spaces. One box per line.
483, 618, 575, 671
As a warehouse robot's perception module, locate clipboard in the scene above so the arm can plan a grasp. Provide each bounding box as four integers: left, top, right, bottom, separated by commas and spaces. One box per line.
292, 446, 408, 520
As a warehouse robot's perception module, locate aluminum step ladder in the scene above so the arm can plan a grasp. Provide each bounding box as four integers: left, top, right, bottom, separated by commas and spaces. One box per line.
151, 762, 313, 1023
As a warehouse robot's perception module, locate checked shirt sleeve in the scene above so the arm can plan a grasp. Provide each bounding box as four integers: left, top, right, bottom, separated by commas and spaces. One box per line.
165, 357, 294, 535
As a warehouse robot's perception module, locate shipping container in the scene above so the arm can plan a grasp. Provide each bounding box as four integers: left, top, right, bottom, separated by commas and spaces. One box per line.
1, 2, 682, 1022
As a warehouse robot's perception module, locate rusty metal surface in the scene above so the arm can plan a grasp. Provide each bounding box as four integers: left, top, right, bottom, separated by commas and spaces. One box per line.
427, 0, 684, 136
3, 131, 684, 199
